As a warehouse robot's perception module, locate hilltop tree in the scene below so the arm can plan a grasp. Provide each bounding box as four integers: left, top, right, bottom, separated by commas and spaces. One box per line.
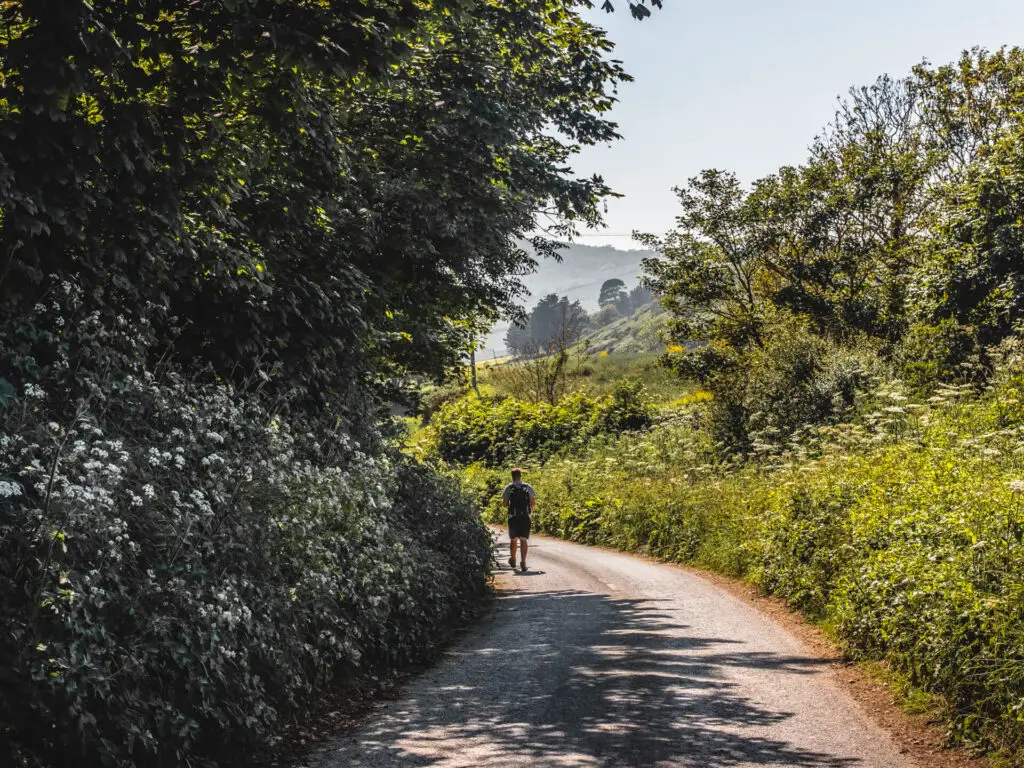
599, 279, 628, 307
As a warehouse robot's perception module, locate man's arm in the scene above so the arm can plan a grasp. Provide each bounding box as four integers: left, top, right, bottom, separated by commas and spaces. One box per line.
529, 486, 536, 512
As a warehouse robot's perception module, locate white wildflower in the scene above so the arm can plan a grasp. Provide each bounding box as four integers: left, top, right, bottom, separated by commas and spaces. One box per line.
0, 480, 22, 498
200, 453, 223, 468
23, 383, 45, 399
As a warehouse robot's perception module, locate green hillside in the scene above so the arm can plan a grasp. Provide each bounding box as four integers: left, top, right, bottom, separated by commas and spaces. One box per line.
584, 303, 667, 355
480, 242, 657, 358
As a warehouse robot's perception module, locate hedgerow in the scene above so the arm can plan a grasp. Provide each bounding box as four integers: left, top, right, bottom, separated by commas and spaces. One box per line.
0, 292, 490, 768
455, 339, 1024, 759
424, 381, 654, 466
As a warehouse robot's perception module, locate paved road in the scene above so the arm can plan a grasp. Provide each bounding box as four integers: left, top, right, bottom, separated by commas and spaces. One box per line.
315, 531, 911, 768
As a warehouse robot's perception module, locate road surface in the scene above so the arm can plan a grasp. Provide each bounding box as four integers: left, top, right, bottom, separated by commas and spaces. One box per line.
315, 531, 911, 767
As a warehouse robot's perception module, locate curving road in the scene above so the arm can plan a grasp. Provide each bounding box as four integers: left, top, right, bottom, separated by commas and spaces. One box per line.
314, 531, 912, 768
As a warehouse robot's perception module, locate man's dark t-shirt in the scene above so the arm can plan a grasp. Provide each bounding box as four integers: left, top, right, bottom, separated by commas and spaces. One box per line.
503, 481, 535, 539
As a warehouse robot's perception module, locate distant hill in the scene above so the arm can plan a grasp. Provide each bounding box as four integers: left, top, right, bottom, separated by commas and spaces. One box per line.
480, 242, 657, 359
585, 303, 667, 356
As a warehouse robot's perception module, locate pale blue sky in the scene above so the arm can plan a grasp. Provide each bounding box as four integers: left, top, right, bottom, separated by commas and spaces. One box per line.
572, 0, 1024, 247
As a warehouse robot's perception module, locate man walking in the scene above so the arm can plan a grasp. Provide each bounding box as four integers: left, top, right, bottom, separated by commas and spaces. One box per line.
502, 468, 535, 571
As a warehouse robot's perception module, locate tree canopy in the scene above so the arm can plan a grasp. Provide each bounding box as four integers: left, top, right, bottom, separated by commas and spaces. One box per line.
598, 278, 628, 308
642, 46, 1024, 442
0, 0, 634, 412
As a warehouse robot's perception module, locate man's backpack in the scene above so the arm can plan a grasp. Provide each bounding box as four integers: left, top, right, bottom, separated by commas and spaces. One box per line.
508, 484, 531, 518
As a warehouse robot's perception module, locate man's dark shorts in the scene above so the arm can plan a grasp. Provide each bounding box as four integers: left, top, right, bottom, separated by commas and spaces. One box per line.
508, 514, 531, 540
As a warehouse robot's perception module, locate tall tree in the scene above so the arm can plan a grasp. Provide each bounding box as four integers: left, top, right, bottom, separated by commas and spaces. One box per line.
599, 278, 628, 307
0, 0, 631, 411
639, 170, 770, 351
930, 122, 1024, 345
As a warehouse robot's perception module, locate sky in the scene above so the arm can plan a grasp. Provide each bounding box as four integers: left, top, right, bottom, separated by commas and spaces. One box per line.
571, 0, 1024, 248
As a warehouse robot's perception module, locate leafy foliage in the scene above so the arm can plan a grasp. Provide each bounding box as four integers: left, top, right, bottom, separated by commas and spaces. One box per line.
423, 382, 654, 466
0, 0, 630, 403
0, 0, 644, 765
472, 347, 1024, 758
0, 296, 490, 768
640, 169, 771, 350
642, 47, 1024, 449
669, 313, 882, 453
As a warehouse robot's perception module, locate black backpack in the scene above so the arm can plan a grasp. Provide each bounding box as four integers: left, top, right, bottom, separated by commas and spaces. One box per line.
508, 484, 531, 518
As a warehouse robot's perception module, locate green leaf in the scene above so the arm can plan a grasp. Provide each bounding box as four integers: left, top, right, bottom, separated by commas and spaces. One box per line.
0, 378, 14, 407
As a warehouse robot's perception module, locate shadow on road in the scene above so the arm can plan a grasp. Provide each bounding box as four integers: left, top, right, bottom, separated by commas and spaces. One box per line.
331, 560, 861, 768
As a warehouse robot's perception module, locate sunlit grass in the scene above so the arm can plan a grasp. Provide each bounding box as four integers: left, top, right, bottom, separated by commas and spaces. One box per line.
476, 351, 692, 405
447, 354, 1024, 758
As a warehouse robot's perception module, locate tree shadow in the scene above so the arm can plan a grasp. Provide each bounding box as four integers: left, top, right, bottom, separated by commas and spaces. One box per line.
322, 587, 865, 767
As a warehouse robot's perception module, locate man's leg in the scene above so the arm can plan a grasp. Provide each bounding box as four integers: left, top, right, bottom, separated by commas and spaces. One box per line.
508, 537, 518, 567
520, 538, 528, 567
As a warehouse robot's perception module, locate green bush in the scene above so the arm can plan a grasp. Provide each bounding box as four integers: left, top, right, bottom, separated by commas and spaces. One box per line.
678, 315, 883, 454
470, 348, 1024, 758
0, 297, 490, 768
418, 379, 471, 426
457, 463, 511, 523
897, 318, 983, 394
424, 381, 654, 466
751, 428, 1024, 756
